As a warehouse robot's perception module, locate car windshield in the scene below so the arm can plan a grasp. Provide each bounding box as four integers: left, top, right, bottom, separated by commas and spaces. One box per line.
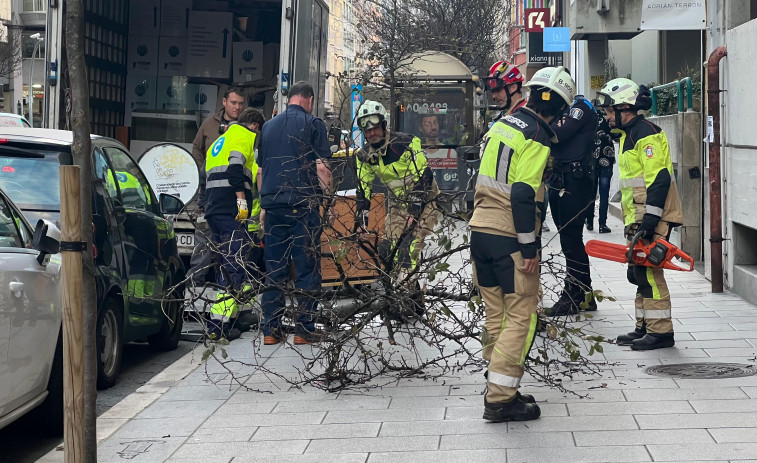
0, 114, 31, 128
0, 148, 63, 211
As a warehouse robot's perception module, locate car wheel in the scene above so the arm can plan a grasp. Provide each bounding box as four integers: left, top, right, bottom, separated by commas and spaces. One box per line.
148, 280, 184, 351
97, 298, 123, 390
30, 333, 64, 436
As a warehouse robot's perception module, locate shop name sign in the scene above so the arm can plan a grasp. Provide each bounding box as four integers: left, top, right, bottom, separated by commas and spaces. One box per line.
640, 0, 706, 30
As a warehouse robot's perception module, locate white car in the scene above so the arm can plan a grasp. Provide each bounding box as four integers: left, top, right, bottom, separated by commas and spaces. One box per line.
0, 113, 31, 128
0, 189, 63, 435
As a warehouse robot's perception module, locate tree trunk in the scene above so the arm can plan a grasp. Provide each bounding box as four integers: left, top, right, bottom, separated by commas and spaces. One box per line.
64, 1, 98, 461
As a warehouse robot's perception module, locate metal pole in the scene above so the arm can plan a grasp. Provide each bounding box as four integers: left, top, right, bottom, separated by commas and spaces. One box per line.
28, 36, 43, 127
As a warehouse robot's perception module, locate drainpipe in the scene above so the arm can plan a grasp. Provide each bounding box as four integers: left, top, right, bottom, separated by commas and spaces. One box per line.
707, 46, 727, 293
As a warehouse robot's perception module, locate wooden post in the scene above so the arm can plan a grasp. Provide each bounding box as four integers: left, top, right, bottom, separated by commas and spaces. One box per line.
60, 165, 85, 462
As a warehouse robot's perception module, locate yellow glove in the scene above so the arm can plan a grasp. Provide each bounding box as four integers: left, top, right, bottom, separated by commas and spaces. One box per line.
235, 198, 249, 222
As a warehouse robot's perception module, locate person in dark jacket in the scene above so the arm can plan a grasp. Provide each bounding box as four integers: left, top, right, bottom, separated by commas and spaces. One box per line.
544, 94, 599, 316
585, 113, 616, 233
257, 81, 333, 346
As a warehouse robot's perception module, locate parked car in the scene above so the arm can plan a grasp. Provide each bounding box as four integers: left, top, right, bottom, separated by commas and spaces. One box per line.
0, 113, 31, 128
0, 128, 186, 391
0, 189, 63, 434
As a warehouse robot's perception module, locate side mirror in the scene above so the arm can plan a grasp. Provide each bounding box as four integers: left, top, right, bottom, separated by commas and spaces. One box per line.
32, 219, 61, 265
159, 193, 185, 215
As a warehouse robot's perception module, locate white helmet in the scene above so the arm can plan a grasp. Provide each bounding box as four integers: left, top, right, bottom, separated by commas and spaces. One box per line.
524, 66, 576, 105
357, 100, 387, 130
596, 78, 641, 107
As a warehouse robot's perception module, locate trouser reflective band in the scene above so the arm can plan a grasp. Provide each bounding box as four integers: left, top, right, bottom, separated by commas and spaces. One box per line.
644, 296, 673, 334
487, 371, 521, 388
211, 291, 239, 321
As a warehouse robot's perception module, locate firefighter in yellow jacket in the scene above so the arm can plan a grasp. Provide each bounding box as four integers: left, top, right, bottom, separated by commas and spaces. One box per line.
355, 101, 439, 278
470, 66, 576, 422
596, 78, 683, 350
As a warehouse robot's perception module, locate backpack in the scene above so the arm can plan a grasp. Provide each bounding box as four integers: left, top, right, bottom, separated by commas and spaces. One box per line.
593, 114, 616, 168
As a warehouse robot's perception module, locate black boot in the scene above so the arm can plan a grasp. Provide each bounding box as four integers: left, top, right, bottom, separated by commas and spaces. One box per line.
483, 396, 541, 422
235, 311, 259, 332
544, 292, 578, 317
585, 219, 594, 231
599, 224, 611, 234
631, 332, 675, 351
617, 327, 646, 346
483, 372, 535, 404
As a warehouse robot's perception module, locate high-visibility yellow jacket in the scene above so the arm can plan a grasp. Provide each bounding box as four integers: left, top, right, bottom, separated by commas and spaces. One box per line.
614, 116, 683, 227
204, 123, 260, 222
355, 130, 434, 217
469, 107, 556, 259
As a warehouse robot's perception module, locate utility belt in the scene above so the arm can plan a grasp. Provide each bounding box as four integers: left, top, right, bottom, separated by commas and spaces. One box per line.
549, 160, 594, 190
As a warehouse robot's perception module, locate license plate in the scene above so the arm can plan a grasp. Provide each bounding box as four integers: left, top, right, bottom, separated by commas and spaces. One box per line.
177, 233, 194, 250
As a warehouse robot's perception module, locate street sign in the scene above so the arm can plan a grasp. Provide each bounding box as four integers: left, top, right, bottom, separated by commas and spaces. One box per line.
524, 8, 550, 33
350, 84, 363, 148
527, 32, 564, 65
543, 27, 571, 52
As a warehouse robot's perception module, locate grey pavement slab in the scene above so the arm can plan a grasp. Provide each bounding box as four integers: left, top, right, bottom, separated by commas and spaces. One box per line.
744, 387, 757, 398
305, 436, 439, 454
690, 399, 757, 413
709, 428, 757, 443
646, 443, 757, 461
201, 410, 326, 428
219, 455, 369, 463
507, 445, 651, 462
324, 408, 446, 423
107, 414, 207, 438
135, 398, 226, 419
566, 400, 694, 416
185, 426, 256, 443
368, 449, 501, 463
158, 384, 239, 401
273, 396, 391, 412
623, 387, 750, 402
636, 412, 757, 429
252, 422, 380, 440
573, 429, 714, 446
168, 440, 310, 459
439, 431, 574, 450
507, 415, 639, 433
97, 436, 188, 463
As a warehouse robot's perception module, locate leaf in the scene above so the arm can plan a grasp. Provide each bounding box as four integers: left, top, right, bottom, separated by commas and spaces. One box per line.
595, 344, 604, 353
221, 349, 228, 359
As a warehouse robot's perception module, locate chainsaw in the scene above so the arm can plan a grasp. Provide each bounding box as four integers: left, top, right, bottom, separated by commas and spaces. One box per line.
585, 231, 694, 271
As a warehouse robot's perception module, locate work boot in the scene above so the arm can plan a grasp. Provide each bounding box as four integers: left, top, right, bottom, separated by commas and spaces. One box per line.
205, 319, 241, 342
599, 224, 611, 234
631, 332, 675, 351
483, 396, 541, 422
235, 311, 259, 333
585, 219, 594, 231
617, 327, 646, 346
543, 292, 578, 317
482, 372, 535, 403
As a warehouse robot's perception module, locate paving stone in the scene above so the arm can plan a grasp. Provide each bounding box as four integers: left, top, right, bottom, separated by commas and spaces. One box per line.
521, 388, 628, 403
507, 415, 639, 433
159, 384, 239, 401
201, 411, 326, 428
379, 419, 511, 437
212, 401, 279, 415
646, 443, 757, 461
305, 436, 439, 454
636, 412, 757, 429
623, 387, 749, 402
743, 387, 757, 398
555, 378, 680, 391
324, 408, 446, 423
691, 331, 750, 340
439, 431, 574, 450
273, 397, 391, 413
709, 428, 757, 443
674, 339, 754, 349
674, 377, 757, 388
97, 436, 187, 463
567, 400, 694, 416
106, 415, 207, 438
388, 395, 482, 409
252, 423, 380, 440
574, 428, 714, 446
507, 445, 651, 462
602, 348, 709, 360
689, 399, 757, 413
226, 455, 368, 463
136, 399, 226, 419
169, 440, 310, 459
368, 449, 501, 462
702, 348, 757, 358
185, 426, 256, 443
731, 323, 757, 331
226, 389, 335, 403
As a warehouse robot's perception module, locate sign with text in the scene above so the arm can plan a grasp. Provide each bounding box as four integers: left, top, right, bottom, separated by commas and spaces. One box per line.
527, 32, 564, 65
543, 27, 571, 52
524, 8, 550, 33
640, 0, 706, 30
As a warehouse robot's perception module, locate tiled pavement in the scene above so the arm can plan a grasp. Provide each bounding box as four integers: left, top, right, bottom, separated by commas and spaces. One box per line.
41, 208, 757, 462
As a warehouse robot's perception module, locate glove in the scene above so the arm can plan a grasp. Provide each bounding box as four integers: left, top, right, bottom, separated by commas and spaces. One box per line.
235, 198, 249, 222
638, 213, 660, 240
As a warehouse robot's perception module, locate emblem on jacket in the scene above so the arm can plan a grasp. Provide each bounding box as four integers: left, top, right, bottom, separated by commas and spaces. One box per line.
644, 144, 654, 159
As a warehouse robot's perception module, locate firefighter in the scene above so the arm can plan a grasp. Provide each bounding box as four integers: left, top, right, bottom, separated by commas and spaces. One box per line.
484, 60, 527, 117
355, 100, 439, 281
596, 78, 683, 350
470, 66, 576, 422
203, 108, 265, 341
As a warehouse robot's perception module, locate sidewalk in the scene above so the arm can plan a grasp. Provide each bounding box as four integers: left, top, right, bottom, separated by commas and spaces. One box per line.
41, 211, 757, 463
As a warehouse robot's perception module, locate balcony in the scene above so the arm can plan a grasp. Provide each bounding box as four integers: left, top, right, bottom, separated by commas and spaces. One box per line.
20, 0, 47, 28
568, 0, 643, 40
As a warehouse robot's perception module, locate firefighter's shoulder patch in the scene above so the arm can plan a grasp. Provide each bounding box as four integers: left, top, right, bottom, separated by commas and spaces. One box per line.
569, 108, 583, 120
644, 144, 654, 159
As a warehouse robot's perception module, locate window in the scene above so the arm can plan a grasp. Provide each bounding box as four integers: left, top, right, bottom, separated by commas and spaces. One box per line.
23, 0, 46, 12
0, 196, 26, 248
22, 33, 46, 59
103, 147, 155, 213
93, 147, 118, 200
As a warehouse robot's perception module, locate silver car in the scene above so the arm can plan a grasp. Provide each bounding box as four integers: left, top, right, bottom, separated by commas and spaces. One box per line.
0, 189, 63, 435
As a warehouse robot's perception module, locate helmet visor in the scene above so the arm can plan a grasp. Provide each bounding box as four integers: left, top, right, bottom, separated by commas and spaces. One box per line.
358, 114, 382, 130
483, 77, 506, 92
594, 92, 617, 107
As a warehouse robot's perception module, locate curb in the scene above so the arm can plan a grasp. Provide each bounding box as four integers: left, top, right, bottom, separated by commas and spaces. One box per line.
38, 344, 204, 462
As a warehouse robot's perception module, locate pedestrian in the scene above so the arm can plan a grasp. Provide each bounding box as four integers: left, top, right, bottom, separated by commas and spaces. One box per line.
585, 112, 616, 234
470, 66, 576, 422
543, 92, 599, 316
203, 107, 265, 341
258, 81, 333, 346
596, 78, 682, 350
188, 86, 246, 288
355, 100, 439, 284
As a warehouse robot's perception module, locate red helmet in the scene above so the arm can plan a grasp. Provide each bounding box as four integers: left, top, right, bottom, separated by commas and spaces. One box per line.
485, 61, 524, 91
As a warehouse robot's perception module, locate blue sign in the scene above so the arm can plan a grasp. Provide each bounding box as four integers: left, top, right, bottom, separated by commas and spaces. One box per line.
350, 84, 364, 148
543, 27, 571, 52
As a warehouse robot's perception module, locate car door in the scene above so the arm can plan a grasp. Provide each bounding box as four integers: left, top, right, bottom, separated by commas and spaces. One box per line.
0, 192, 61, 413
102, 145, 167, 323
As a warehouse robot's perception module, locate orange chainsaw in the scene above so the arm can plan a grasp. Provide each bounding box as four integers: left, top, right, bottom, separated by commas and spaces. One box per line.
585, 232, 694, 271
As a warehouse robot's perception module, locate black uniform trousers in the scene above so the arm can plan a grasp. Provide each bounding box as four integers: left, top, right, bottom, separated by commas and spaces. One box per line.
548, 169, 594, 295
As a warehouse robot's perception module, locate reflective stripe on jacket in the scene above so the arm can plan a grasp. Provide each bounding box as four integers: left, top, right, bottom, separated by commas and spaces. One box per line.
204, 123, 259, 219
469, 107, 556, 259
615, 116, 683, 227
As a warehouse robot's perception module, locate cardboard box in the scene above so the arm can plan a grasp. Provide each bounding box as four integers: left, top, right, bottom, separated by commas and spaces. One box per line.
161, 0, 192, 37
127, 35, 159, 75
158, 36, 188, 76
233, 42, 263, 82
129, 0, 160, 37
189, 84, 219, 122
186, 11, 233, 79
156, 76, 189, 111
125, 75, 157, 125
